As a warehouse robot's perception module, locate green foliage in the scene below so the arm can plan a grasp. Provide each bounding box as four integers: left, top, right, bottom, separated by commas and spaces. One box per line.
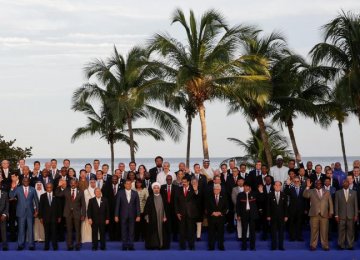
0, 135, 32, 169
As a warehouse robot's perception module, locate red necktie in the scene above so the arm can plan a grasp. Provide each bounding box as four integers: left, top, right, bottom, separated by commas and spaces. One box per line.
215, 195, 219, 206
24, 187, 28, 198
71, 189, 75, 201
167, 185, 171, 203
184, 187, 188, 197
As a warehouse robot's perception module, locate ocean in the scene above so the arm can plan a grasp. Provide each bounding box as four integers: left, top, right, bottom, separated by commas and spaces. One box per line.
25, 156, 359, 173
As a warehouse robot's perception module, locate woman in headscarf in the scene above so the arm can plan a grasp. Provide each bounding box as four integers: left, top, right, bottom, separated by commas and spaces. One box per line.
34, 181, 45, 242
143, 182, 169, 250
81, 177, 96, 243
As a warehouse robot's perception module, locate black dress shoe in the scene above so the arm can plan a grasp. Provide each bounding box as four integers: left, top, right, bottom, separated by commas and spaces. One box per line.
92, 247, 97, 251
100, 247, 106, 251
2, 246, 8, 251
218, 246, 225, 251
347, 247, 354, 250
128, 246, 135, 251
29, 246, 35, 251
53, 246, 58, 251
44, 247, 49, 251
241, 247, 247, 251
17, 246, 24, 251
279, 247, 285, 251
122, 246, 128, 251
208, 247, 214, 251
250, 247, 256, 251
196, 238, 201, 241
297, 238, 304, 242
67, 246, 73, 251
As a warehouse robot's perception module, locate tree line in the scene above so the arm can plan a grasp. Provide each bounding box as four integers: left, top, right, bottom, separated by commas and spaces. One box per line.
71, 9, 360, 174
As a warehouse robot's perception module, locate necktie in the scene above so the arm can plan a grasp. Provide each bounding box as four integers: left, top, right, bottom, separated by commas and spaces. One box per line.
296, 187, 299, 197
97, 181, 100, 188
184, 187, 188, 197
246, 193, 250, 210
48, 193, 52, 205
71, 189, 75, 201
356, 177, 359, 184
257, 170, 260, 176
167, 185, 171, 203
113, 185, 117, 196
317, 189, 322, 199
276, 192, 279, 204
345, 189, 349, 202
215, 195, 219, 206
24, 187, 28, 198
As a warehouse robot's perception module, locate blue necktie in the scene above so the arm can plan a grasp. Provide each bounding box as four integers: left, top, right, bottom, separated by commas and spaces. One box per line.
296, 187, 299, 196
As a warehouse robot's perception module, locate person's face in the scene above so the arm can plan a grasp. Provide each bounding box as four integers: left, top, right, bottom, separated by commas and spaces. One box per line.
63, 160, 70, 168
324, 179, 330, 186
335, 162, 341, 169
34, 163, 40, 171
23, 178, 30, 187
42, 170, 49, 177
114, 170, 121, 179
124, 181, 132, 190
128, 172, 135, 180
347, 176, 354, 184
255, 162, 262, 170
194, 165, 201, 173
70, 181, 77, 189
261, 166, 268, 175
85, 165, 92, 173
343, 180, 350, 189
93, 161, 100, 169
23, 166, 30, 175
96, 171, 103, 180
326, 170, 333, 178
232, 169, 239, 176
178, 163, 185, 171
276, 159, 283, 167
1, 160, 9, 169
19, 160, 25, 168
214, 187, 221, 195
80, 171, 86, 179
237, 179, 244, 187
353, 168, 360, 177
95, 189, 101, 198
155, 158, 163, 168
182, 179, 189, 188
203, 161, 210, 168
51, 161, 57, 169
135, 181, 142, 189
68, 170, 75, 177
138, 166, 145, 174
112, 176, 118, 184
229, 161, 235, 169
315, 180, 322, 190
315, 166, 322, 174
11, 175, 18, 182
129, 163, 136, 171
163, 163, 170, 172
274, 182, 282, 192
293, 178, 300, 187
46, 184, 53, 193
298, 168, 305, 176
214, 177, 221, 184
102, 165, 109, 174
354, 161, 360, 168
265, 176, 272, 185
177, 171, 184, 179
240, 165, 246, 173
153, 185, 160, 194
166, 175, 172, 185
221, 165, 227, 173
244, 185, 250, 193
45, 162, 51, 170
307, 161, 313, 170
289, 172, 295, 179
90, 180, 96, 188
61, 169, 67, 176
118, 163, 125, 172
144, 171, 150, 179
288, 161, 295, 169
36, 183, 42, 190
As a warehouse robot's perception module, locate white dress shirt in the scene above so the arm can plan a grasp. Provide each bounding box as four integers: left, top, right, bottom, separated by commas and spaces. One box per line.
125, 189, 132, 203
270, 166, 289, 183
156, 171, 176, 186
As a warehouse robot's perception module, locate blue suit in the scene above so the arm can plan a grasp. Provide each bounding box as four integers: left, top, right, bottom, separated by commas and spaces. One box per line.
10, 185, 39, 248
114, 189, 140, 248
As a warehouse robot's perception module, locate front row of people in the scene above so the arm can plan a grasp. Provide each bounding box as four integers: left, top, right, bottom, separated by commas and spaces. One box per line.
0, 175, 358, 251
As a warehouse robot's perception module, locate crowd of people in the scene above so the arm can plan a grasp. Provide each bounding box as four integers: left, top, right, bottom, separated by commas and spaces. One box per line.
0, 156, 360, 252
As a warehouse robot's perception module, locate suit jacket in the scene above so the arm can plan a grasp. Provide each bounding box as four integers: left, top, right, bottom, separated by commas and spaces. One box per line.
38, 192, 61, 223
256, 174, 274, 186
54, 175, 70, 188
9, 185, 39, 218
303, 188, 334, 218
249, 169, 262, 178
0, 190, 9, 217
335, 189, 358, 219
50, 169, 60, 180
149, 167, 161, 182
239, 172, 256, 189
160, 184, 176, 206
236, 191, 263, 220
55, 187, 86, 219
267, 191, 288, 219
87, 197, 110, 224
284, 185, 306, 215
206, 193, 228, 218
330, 178, 340, 190
38, 175, 54, 187
190, 173, 208, 192
310, 173, 326, 186
174, 186, 199, 219
114, 189, 140, 219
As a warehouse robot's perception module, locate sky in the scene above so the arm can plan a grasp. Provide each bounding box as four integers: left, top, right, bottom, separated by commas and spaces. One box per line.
0, 0, 360, 159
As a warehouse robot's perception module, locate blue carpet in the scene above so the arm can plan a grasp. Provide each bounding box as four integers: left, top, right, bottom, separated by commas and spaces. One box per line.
1, 232, 359, 260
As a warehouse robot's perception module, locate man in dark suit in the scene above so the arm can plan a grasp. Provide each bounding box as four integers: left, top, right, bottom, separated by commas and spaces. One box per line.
103, 175, 122, 241
9, 177, 39, 250
161, 175, 178, 241
305, 161, 316, 177
19, 166, 33, 186
114, 179, 141, 250
38, 169, 53, 187
236, 182, 264, 250
0, 185, 9, 251
221, 164, 236, 233
249, 161, 262, 178
38, 183, 61, 251
142, 171, 154, 194
267, 181, 288, 250
88, 188, 110, 250
325, 168, 340, 190
50, 159, 60, 180
175, 176, 199, 250
310, 165, 326, 187
149, 156, 163, 182
284, 177, 306, 241
8, 172, 20, 241
239, 163, 256, 190
1, 159, 12, 188
55, 179, 86, 250
54, 167, 70, 188
259, 175, 273, 240
256, 165, 274, 187
206, 184, 228, 250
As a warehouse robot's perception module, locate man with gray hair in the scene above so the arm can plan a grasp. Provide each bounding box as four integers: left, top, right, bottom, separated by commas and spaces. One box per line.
206, 184, 228, 250
156, 162, 176, 186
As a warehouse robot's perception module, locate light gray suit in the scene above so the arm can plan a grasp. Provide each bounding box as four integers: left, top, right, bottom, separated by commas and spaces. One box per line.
335, 188, 358, 248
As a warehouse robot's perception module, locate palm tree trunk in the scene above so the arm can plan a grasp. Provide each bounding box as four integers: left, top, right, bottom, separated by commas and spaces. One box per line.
256, 116, 273, 167
186, 115, 192, 168
287, 118, 300, 163
110, 141, 115, 174
338, 121, 348, 173
127, 116, 135, 161
198, 103, 209, 159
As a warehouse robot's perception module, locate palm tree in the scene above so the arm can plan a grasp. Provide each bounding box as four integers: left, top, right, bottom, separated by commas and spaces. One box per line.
83, 46, 183, 161
270, 53, 330, 162
149, 8, 254, 159
226, 31, 287, 167
310, 11, 360, 123
227, 122, 293, 165
71, 87, 137, 173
